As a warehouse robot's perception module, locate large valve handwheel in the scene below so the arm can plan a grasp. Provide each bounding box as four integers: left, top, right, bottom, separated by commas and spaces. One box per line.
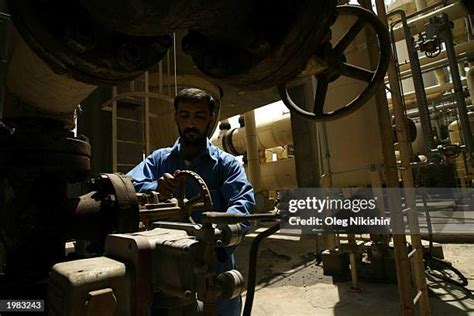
173, 170, 213, 223
278, 5, 390, 122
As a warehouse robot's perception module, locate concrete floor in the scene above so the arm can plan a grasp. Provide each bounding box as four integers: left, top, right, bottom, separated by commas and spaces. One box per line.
235, 229, 474, 316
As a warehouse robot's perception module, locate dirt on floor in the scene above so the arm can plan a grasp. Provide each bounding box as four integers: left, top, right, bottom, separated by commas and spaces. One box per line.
234, 230, 474, 316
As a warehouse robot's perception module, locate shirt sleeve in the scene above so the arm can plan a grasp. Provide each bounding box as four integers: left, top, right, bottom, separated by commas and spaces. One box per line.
126, 152, 159, 192
216, 157, 255, 263
220, 157, 256, 221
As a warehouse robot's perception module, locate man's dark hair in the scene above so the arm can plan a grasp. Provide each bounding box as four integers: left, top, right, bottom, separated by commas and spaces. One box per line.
173, 88, 216, 113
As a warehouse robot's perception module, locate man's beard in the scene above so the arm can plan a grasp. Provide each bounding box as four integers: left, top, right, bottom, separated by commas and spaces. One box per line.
180, 127, 207, 146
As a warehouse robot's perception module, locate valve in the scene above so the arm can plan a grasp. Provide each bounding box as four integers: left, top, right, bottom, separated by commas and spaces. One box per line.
278, 5, 391, 122
173, 170, 213, 223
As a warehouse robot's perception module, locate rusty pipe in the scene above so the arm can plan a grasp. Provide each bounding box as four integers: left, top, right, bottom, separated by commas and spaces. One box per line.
4, 34, 95, 128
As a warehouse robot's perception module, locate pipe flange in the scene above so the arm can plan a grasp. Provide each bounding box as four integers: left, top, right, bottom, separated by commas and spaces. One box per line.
222, 128, 241, 156
93, 173, 140, 233
0, 131, 91, 180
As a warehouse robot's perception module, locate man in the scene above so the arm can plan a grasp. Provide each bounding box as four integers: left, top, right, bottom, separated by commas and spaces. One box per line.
127, 88, 255, 316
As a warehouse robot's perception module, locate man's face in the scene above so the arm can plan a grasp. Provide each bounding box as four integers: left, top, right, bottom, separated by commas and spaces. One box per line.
175, 101, 215, 145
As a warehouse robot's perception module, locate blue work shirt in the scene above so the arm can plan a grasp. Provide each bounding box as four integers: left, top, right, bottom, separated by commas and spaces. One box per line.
127, 137, 255, 316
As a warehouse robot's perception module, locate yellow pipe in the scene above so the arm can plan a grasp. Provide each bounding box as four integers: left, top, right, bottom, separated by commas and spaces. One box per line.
244, 111, 261, 192
414, 0, 427, 10
388, 79, 467, 106
391, 2, 467, 42
400, 41, 474, 77
245, 158, 296, 192
212, 114, 292, 154
467, 67, 474, 105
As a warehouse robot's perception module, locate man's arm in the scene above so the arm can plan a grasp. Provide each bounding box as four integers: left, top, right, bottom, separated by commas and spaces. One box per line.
127, 153, 159, 192
220, 157, 256, 224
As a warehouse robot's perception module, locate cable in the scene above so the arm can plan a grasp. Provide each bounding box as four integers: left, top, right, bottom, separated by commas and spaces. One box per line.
424, 254, 468, 288
242, 222, 280, 316
421, 188, 470, 289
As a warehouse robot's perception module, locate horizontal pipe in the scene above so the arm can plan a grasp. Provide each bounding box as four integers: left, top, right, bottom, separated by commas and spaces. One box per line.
406, 101, 474, 118
391, 2, 467, 42
212, 114, 292, 154
388, 79, 467, 105
397, 41, 474, 74
396, 52, 470, 81
4, 35, 95, 128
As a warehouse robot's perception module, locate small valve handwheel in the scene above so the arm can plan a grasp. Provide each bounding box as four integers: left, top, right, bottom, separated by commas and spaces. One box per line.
278, 5, 390, 121
173, 170, 213, 222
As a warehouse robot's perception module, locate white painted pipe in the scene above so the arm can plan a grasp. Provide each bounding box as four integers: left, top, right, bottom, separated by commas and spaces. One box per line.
212, 114, 292, 154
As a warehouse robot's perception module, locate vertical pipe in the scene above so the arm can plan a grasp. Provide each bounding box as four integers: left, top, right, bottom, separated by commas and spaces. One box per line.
158, 61, 163, 94
415, 0, 442, 91
173, 32, 178, 96
0, 12, 9, 121
144, 71, 150, 155
166, 50, 171, 97
440, 13, 474, 162
415, 0, 428, 10
418, 0, 447, 90
393, 10, 434, 158
318, 122, 333, 187
289, 80, 321, 188
349, 246, 359, 290
244, 110, 261, 192
467, 66, 474, 105
112, 86, 118, 172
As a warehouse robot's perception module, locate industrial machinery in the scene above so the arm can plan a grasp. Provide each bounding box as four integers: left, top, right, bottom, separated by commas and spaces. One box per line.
2, 166, 279, 315
46, 170, 277, 316
0, 0, 391, 314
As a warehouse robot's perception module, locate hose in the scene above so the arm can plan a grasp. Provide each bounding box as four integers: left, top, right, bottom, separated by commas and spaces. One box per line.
242, 222, 280, 316
421, 188, 469, 289
425, 255, 468, 288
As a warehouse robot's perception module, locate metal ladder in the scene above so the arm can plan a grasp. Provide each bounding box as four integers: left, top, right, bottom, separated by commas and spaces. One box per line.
112, 72, 151, 173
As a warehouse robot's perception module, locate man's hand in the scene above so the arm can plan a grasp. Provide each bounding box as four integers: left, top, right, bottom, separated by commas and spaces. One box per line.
157, 173, 177, 198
